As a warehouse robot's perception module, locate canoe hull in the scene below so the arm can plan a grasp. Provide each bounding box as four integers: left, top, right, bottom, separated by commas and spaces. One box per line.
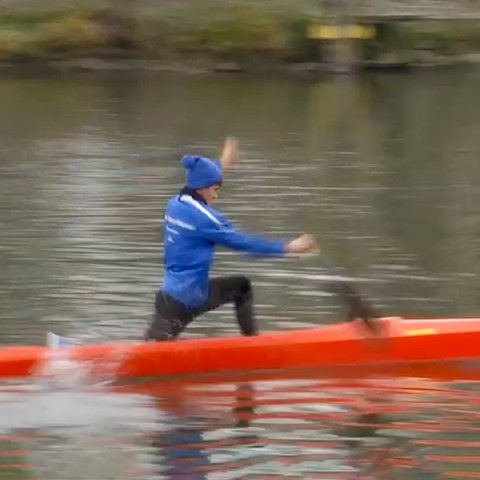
1, 317, 480, 379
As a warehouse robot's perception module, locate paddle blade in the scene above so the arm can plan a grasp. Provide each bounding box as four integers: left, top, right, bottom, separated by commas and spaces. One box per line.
327, 281, 382, 332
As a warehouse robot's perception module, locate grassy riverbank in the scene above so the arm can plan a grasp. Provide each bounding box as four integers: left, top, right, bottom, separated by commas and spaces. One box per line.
0, 1, 479, 73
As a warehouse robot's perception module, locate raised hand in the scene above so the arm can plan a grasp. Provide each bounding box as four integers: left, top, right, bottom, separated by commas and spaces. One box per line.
220, 136, 239, 169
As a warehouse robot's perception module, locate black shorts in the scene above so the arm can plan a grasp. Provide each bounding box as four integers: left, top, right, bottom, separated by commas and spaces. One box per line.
145, 275, 256, 341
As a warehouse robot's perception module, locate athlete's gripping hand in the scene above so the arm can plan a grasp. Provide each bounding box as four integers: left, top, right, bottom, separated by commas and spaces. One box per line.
286, 234, 318, 254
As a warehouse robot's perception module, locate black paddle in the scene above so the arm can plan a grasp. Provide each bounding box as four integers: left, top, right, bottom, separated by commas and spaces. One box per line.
318, 254, 382, 334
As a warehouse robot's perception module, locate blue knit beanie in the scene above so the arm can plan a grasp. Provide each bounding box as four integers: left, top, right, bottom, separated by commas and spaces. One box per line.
181, 155, 223, 189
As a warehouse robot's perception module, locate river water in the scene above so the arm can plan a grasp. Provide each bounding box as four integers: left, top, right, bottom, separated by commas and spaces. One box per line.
0, 70, 480, 478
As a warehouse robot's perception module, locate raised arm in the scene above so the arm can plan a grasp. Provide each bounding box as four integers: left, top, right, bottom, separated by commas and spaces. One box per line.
219, 136, 239, 170
214, 136, 317, 254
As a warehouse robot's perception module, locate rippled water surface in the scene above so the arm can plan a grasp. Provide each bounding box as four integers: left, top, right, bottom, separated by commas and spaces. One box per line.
1, 70, 480, 478
2, 365, 480, 479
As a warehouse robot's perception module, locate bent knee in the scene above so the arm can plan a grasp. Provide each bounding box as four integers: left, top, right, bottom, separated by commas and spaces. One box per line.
236, 276, 252, 296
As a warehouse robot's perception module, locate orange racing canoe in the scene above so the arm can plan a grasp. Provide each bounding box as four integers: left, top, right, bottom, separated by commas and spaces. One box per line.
1, 317, 480, 379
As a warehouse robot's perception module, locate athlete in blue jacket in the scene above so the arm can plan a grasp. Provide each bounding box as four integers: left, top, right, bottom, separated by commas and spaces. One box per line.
145, 138, 316, 341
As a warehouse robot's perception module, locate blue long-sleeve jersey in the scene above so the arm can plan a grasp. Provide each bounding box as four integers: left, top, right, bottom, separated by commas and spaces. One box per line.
160, 191, 286, 307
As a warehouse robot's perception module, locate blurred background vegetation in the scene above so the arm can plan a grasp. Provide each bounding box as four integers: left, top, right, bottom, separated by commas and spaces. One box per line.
0, 0, 479, 70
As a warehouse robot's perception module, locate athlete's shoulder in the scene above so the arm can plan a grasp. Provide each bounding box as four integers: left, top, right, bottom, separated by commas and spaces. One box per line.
179, 195, 230, 227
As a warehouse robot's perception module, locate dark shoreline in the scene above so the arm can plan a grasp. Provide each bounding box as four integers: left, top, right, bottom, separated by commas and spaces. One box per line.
1, 55, 479, 77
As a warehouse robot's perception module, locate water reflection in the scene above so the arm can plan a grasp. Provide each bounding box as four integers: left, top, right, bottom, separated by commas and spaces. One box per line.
122, 372, 480, 480
0, 384, 158, 479
150, 383, 259, 479
1, 366, 480, 478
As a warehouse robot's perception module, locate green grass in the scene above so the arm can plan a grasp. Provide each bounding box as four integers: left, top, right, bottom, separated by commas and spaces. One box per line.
0, 6, 103, 58
0, 2, 478, 65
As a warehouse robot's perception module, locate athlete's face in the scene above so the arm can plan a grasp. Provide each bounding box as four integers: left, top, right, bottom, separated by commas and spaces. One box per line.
198, 184, 221, 204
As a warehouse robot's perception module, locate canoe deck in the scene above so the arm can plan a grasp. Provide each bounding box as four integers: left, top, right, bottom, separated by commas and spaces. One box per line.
1, 317, 480, 379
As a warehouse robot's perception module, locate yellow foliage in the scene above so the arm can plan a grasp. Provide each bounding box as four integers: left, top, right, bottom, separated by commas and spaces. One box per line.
35, 15, 104, 53
0, 29, 37, 57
